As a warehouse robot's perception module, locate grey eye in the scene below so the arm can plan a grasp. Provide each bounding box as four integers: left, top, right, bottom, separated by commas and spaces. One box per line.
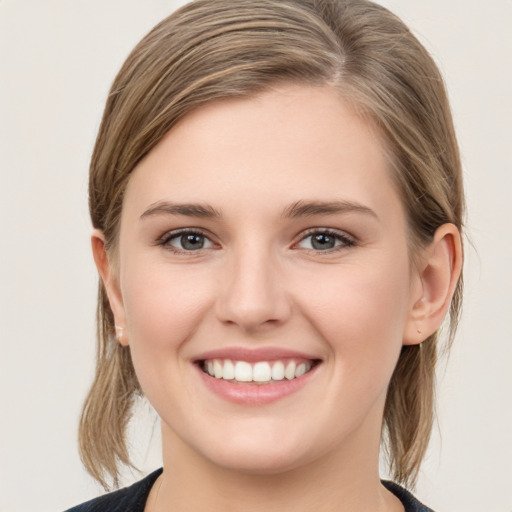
309, 233, 336, 250
296, 230, 354, 251
168, 232, 213, 251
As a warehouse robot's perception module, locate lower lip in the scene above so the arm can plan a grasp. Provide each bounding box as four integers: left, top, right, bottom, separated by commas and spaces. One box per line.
195, 363, 319, 405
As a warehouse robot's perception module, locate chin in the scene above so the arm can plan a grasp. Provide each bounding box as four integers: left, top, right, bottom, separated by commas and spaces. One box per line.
205, 445, 309, 476
187, 422, 325, 476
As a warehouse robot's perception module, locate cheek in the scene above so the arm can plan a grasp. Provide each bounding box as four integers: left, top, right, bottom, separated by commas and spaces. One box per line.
119, 259, 215, 367
118, 261, 220, 421
299, 258, 411, 382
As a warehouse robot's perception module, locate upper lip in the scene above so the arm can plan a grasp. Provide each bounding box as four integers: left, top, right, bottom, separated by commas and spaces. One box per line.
193, 347, 320, 363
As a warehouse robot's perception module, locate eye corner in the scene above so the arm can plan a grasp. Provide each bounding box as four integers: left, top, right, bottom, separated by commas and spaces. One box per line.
156, 228, 218, 253
293, 228, 356, 253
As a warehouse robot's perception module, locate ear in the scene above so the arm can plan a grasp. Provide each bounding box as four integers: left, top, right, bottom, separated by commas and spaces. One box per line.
91, 229, 129, 346
403, 223, 463, 345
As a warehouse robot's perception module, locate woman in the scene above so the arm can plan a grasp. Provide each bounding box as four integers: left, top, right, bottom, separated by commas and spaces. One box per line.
67, 0, 463, 510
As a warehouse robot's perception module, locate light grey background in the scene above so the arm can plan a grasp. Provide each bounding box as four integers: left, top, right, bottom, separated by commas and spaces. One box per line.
1, 1, 511, 511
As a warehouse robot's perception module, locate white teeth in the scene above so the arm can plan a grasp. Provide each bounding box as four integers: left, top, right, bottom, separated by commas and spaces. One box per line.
285, 361, 296, 380
223, 359, 235, 380
295, 363, 307, 377
213, 360, 223, 379
253, 362, 272, 382
203, 358, 314, 383
234, 361, 253, 382
271, 361, 285, 381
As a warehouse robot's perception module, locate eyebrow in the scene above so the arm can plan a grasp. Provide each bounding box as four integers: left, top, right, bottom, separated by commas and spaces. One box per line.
140, 199, 378, 221
282, 200, 378, 219
140, 201, 222, 219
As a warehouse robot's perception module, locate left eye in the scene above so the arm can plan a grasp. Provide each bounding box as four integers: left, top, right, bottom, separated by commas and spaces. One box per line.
165, 231, 214, 251
296, 231, 353, 251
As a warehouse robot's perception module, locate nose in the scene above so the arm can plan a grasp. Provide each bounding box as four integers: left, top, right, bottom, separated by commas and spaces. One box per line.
215, 245, 292, 333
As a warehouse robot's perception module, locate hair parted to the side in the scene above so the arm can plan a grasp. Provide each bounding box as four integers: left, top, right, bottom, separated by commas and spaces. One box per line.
80, 0, 464, 490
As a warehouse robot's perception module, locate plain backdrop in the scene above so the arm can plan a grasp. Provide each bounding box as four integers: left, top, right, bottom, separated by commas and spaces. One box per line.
1, 1, 511, 511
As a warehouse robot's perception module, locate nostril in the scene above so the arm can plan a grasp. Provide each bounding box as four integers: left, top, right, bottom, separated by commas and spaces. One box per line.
216, 293, 292, 331
214, 259, 292, 329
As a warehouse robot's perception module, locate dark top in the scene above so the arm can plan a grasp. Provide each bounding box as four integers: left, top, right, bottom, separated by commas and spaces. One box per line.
64, 468, 434, 512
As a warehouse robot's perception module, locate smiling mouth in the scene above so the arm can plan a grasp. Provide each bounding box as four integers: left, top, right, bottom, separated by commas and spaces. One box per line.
199, 358, 320, 384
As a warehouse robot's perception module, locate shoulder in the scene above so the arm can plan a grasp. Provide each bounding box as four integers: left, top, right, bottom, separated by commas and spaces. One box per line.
382, 481, 435, 512
64, 468, 163, 512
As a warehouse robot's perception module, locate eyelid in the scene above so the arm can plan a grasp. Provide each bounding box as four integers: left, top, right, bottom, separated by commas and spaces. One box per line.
293, 227, 356, 251
154, 226, 355, 253
156, 227, 218, 251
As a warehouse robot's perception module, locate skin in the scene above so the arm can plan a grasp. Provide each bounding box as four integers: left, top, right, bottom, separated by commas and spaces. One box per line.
93, 84, 462, 512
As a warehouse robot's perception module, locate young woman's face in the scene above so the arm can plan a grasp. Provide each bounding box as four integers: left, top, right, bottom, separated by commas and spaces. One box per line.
112, 84, 422, 474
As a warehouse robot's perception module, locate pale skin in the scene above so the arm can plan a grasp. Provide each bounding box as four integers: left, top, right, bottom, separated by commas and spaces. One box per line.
92, 84, 462, 512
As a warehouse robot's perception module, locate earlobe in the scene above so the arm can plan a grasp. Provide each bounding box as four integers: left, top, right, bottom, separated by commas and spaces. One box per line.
91, 229, 128, 346
403, 223, 462, 345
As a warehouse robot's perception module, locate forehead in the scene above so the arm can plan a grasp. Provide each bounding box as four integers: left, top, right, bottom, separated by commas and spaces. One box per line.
123, 84, 402, 223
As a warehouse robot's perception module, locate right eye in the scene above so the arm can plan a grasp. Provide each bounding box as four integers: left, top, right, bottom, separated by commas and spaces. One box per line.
161, 230, 214, 252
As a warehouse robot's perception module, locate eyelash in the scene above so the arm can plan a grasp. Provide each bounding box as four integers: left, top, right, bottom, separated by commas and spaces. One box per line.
295, 228, 356, 253
157, 228, 215, 254
156, 228, 356, 254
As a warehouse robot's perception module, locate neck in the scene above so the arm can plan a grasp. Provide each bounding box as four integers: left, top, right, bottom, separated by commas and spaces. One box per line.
150, 422, 403, 512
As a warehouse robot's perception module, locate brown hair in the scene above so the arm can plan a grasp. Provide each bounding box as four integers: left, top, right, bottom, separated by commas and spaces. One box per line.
80, 0, 464, 490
